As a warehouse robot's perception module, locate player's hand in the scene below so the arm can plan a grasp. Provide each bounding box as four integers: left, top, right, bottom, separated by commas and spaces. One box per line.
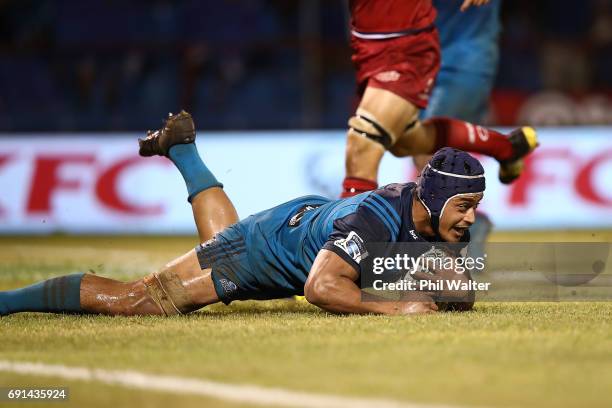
460, 0, 490, 12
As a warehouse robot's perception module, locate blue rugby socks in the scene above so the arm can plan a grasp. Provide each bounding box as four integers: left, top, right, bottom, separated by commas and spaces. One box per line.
168, 143, 223, 202
0, 273, 84, 316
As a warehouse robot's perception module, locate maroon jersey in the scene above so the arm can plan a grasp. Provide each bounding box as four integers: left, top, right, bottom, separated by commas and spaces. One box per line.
349, 0, 436, 33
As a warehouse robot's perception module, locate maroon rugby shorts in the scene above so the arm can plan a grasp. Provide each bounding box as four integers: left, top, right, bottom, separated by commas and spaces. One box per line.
351, 28, 440, 109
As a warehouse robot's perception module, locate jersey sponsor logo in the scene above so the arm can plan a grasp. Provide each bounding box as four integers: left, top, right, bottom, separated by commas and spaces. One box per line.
334, 231, 368, 264
288, 204, 322, 227
374, 70, 400, 82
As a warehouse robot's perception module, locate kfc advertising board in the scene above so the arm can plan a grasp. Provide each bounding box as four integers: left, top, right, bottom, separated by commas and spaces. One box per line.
0, 128, 610, 233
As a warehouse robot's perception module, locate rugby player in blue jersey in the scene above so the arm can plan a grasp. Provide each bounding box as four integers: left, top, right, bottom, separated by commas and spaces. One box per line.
1, 112, 484, 317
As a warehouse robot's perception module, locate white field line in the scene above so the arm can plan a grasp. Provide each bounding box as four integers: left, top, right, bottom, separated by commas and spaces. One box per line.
0, 360, 460, 408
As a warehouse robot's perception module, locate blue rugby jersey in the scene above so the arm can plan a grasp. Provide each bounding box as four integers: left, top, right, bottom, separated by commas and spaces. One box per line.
241, 183, 469, 285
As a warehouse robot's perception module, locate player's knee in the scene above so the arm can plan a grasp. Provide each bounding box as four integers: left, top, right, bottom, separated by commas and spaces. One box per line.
143, 267, 198, 316
388, 120, 428, 158
347, 108, 397, 150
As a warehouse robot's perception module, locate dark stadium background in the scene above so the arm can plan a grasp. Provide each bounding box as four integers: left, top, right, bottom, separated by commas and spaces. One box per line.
1, 0, 611, 132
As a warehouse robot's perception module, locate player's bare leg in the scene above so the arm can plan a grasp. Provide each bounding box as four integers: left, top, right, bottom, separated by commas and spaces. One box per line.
0, 247, 221, 316
190, 188, 238, 242
135, 110, 241, 311
342, 86, 538, 197
80, 249, 219, 316
135, 110, 238, 310
342, 87, 422, 197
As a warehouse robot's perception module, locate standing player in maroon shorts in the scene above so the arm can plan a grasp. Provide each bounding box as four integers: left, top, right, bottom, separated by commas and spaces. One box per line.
341, 0, 537, 197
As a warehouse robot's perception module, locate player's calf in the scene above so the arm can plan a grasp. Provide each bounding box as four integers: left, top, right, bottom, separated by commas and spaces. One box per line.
0, 274, 169, 317
344, 129, 385, 189
79, 275, 166, 316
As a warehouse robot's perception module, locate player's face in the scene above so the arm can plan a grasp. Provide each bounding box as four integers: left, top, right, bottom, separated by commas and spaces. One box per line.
438, 193, 483, 242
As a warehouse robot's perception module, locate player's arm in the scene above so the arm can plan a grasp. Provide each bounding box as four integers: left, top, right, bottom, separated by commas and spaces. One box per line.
304, 249, 438, 315
460, 0, 490, 12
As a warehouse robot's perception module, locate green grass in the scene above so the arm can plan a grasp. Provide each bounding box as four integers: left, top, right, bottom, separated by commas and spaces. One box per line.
1, 234, 612, 408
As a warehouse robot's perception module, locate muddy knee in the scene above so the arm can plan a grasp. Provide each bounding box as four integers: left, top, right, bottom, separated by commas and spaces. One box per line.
143, 268, 199, 315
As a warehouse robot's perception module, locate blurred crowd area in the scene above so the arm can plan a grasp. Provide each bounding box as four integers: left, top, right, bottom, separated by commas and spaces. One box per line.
0, 0, 611, 131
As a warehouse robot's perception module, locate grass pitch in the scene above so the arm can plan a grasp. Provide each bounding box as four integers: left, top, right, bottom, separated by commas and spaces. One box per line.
1, 233, 611, 408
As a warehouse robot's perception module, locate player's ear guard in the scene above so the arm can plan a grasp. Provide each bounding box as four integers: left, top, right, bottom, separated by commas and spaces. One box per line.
417, 148, 485, 234
348, 108, 397, 149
